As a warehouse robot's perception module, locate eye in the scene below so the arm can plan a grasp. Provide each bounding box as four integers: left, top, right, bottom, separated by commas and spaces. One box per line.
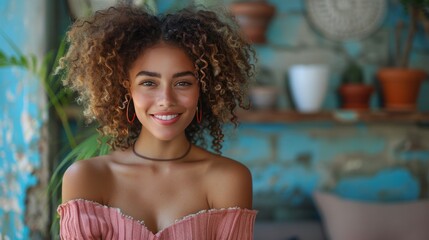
139, 80, 156, 87
175, 81, 192, 87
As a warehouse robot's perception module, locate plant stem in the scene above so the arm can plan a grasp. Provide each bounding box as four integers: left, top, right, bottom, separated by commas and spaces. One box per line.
401, 6, 419, 68
395, 21, 403, 66
420, 11, 429, 39
38, 69, 76, 148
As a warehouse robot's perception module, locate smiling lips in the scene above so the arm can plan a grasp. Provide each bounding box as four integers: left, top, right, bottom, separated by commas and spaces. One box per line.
151, 114, 180, 125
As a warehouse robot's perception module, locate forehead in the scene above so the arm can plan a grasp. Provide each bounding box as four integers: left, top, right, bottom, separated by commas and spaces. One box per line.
129, 43, 195, 74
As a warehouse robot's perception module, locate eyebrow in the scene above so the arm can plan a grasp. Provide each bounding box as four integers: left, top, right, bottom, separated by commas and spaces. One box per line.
173, 71, 195, 78
135, 71, 195, 78
135, 71, 161, 78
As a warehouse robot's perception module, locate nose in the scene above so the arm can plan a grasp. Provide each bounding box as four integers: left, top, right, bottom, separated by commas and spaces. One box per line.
158, 85, 176, 107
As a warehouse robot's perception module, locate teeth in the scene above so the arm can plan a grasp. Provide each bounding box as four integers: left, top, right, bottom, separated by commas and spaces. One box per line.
154, 114, 178, 121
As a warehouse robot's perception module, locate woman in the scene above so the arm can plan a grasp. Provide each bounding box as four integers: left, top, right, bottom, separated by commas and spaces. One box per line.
57, 3, 256, 240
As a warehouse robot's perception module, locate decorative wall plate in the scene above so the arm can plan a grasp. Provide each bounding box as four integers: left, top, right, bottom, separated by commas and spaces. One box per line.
306, 0, 386, 41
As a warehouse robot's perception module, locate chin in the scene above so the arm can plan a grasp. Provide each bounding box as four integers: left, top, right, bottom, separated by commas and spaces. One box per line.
153, 132, 181, 142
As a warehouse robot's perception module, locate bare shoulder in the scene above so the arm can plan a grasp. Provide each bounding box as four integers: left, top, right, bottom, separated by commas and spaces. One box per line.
61, 154, 113, 204
204, 153, 253, 210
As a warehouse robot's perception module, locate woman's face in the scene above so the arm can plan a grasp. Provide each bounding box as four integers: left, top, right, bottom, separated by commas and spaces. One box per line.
128, 43, 199, 141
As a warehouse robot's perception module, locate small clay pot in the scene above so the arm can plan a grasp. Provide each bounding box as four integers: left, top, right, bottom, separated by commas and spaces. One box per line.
339, 84, 374, 110
229, 1, 276, 44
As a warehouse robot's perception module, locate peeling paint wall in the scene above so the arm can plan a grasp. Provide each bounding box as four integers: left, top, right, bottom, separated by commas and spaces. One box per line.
0, 0, 48, 239
1, 1, 427, 238
218, 0, 429, 221
222, 123, 429, 220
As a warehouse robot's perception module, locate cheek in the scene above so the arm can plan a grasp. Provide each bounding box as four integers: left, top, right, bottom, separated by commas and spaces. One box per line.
181, 91, 199, 108
132, 92, 151, 109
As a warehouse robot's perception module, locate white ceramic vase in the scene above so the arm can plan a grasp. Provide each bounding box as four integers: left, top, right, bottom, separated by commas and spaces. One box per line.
288, 64, 330, 113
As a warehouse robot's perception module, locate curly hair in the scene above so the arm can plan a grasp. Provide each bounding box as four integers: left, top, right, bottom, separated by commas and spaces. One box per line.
58, 4, 255, 153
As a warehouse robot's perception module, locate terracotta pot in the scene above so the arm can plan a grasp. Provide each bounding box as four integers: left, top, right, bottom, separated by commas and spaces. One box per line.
339, 84, 374, 110
377, 68, 426, 111
229, 1, 276, 44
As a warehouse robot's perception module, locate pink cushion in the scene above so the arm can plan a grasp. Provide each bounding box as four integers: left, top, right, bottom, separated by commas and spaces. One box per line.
314, 191, 429, 240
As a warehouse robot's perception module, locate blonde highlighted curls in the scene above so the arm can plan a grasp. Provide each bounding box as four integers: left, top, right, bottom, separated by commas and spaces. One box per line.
58, 4, 255, 153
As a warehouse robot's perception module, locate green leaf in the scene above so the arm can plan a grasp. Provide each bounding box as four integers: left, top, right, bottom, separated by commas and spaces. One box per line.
0, 28, 23, 57
400, 0, 429, 7
0, 50, 7, 63
48, 133, 111, 195
48, 132, 111, 237
341, 62, 364, 84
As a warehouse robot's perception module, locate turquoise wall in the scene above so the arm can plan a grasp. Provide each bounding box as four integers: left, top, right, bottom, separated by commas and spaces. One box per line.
151, 0, 429, 221
0, 0, 47, 239
219, 0, 429, 221
1, 0, 428, 238
222, 123, 429, 220
253, 0, 429, 110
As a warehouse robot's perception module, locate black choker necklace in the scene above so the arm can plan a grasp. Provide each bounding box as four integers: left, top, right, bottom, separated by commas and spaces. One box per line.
132, 142, 192, 161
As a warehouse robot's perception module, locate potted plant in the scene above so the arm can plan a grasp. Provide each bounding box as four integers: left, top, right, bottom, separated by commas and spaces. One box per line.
229, 0, 276, 44
249, 66, 279, 110
338, 61, 374, 110
377, 0, 429, 111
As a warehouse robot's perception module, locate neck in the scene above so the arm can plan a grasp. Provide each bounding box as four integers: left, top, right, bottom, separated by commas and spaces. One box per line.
133, 134, 191, 161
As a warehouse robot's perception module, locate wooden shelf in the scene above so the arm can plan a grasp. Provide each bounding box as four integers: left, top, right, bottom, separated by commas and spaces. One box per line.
236, 110, 429, 124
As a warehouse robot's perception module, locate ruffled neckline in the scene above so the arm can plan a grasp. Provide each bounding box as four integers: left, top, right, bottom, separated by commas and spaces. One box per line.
58, 198, 257, 236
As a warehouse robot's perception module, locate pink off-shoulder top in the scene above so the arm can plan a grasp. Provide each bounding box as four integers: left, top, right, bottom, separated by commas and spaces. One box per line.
57, 199, 257, 240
